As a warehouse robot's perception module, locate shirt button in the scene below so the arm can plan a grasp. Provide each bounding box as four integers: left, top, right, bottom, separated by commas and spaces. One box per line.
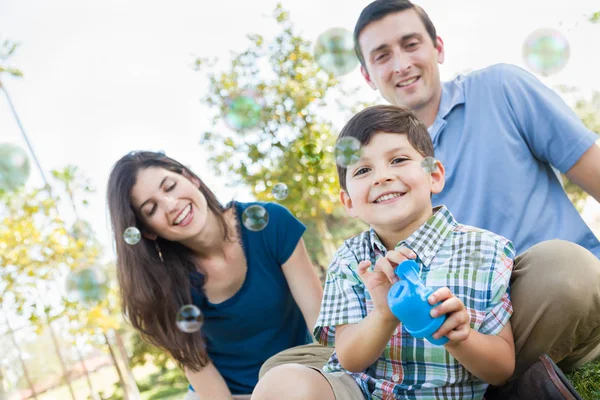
392, 374, 400, 382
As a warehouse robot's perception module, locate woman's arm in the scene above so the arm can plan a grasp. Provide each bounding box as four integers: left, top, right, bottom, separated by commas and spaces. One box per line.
185, 362, 235, 400
281, 238, 324, 330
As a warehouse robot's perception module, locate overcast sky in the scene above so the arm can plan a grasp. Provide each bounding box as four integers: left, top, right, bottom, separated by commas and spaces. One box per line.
1, 0, 599, 258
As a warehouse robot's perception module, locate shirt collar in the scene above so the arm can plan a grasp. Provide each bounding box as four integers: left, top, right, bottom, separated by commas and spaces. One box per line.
369, 205, 458, 268
429, 76, 466, 144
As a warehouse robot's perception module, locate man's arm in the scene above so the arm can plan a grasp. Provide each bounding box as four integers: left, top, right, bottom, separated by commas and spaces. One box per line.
281, 238, 324, 330
565, 142, 600, 203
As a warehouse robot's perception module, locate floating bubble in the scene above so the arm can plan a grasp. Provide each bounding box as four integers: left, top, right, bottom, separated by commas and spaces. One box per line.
224, 91, 262, 131
523, 28, 570, 76
314, 27, 358, 76
176, 304, 204, 333
0, 143, 31, 192
66, 268, 109, 304
123, 227, 141, 245
300, 143, 323, 167
421, 157, 438, 174
272, 183, 288, 201
335, 137, 362, 167
242, 205, 269, 232
467, 251, 486, 269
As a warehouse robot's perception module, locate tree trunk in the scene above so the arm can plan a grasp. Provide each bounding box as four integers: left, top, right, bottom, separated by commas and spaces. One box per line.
315, 218, 336, 263
74, 340, 101, 400
0, 307, 39, 400
0, 365, 7, 400
112, 329, 141, 399
45, 314, 77, 400
104, 332, 129, 400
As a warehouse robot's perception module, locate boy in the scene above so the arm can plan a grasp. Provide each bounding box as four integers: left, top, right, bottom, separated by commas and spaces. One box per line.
314, 105, 515, 399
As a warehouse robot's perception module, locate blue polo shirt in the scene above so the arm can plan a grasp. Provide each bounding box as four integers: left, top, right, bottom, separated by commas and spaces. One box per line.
430, 63, 600, 258
188, 201, 312, 394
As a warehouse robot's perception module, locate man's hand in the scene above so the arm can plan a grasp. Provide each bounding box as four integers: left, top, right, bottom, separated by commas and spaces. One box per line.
357, 247, 416, 319
428, 287, 471, 346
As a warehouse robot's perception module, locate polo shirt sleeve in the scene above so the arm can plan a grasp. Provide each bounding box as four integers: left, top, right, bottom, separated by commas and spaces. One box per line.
313, 245, 366, 347
498, 63, 597, 173
479, 239, 515, 336
261, 202, 306, 265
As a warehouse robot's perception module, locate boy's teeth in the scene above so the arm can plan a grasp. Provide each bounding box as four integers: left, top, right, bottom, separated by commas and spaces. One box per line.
376, 193, 403, 203
174, 205, 191, 225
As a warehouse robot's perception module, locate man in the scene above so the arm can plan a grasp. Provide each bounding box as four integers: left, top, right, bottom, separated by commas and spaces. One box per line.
353, 0, 600, 378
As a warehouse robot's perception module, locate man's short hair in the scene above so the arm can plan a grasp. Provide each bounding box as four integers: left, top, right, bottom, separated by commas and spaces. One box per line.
354, 0, 438, 68
336, 105, 434, 191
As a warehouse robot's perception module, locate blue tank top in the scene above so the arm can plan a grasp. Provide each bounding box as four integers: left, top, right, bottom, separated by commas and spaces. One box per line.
188, 201, 312, 394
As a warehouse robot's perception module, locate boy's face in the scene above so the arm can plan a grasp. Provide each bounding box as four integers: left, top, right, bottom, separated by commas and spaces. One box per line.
358, 9, 445, 112
340, 132, 444, 233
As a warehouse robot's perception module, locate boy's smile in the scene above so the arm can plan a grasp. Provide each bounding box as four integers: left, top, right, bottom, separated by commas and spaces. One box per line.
340, 132, 445, 245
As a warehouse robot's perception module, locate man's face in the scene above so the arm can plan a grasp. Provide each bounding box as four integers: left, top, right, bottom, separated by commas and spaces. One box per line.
358, 9, 445, 112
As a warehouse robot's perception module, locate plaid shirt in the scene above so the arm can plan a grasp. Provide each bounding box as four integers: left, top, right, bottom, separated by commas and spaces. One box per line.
314, 206, 514, 400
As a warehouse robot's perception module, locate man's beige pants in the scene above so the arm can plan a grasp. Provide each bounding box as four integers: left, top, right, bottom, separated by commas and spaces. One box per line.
260, 239, 600, 382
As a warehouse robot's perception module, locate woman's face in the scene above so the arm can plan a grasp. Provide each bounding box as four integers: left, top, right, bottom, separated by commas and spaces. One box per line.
130, 167, 209, 241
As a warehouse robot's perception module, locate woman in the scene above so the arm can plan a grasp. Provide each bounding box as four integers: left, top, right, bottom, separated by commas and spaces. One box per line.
106, 151, 323, 399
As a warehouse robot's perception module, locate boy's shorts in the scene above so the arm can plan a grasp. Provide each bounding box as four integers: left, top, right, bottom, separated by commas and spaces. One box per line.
259, 343, 365, 400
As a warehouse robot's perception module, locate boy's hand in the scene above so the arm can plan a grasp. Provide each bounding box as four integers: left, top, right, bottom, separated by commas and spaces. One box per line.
357, 247, 416, 319
428, 287, 472, 345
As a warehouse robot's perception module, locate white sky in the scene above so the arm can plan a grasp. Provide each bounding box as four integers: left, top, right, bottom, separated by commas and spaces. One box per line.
1, 0, 599, 258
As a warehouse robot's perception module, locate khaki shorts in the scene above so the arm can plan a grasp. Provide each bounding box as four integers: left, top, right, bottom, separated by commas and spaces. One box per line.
259, 343, 365, 400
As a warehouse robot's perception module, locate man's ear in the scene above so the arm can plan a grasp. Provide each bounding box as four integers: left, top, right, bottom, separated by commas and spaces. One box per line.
430, 159, 446, 195
435, 36, 445, 64
361, 65, 377, 90
339, 190, 358, 218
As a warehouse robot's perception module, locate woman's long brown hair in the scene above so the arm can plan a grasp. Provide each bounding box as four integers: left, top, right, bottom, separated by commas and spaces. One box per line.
107, 151, 233, 371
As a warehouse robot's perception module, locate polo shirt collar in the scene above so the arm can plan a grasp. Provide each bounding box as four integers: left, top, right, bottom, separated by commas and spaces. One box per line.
429, 76, 466, 144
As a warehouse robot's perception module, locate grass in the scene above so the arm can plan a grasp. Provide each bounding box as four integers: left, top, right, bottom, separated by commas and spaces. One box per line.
24, 357, 600, 399
566, 359, 600, 400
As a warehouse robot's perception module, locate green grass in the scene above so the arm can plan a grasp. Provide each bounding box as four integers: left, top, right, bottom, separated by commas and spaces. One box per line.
566, 359, 600, 400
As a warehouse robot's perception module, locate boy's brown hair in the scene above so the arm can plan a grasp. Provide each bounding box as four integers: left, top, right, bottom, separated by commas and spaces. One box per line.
336, 105, 434, 191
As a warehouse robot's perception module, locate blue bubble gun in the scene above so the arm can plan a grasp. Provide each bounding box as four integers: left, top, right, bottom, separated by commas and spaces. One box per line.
387, 259, 448, 345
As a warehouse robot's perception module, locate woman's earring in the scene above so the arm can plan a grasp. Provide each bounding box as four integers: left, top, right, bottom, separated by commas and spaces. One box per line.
155, 241, 164, 263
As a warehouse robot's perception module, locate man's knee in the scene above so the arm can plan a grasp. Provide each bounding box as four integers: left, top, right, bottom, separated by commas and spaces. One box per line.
515, 239, 600, 307
253, 364, 333, 400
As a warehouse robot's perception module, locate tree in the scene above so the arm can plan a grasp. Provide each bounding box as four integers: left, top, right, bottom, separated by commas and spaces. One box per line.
195, 3, 370, 265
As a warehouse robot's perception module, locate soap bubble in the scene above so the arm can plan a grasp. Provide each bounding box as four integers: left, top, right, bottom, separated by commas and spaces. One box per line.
467, 251, 486, 269
123, 227, 141, 245
523, 28, 570, 76
300, 143, 323, 167
421, 157, 438, 174
335, 137, 362, 167
224, 91, 262, 131
242, 205, 269, 232
66, 268, 109, 304
314, 27, 358, 76
272, 183, 288, 201
0, 143, 31, 191
176, 304, 204, 333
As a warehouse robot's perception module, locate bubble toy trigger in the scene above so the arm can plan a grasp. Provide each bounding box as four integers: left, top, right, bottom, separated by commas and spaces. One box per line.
387, 259, 449, 345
